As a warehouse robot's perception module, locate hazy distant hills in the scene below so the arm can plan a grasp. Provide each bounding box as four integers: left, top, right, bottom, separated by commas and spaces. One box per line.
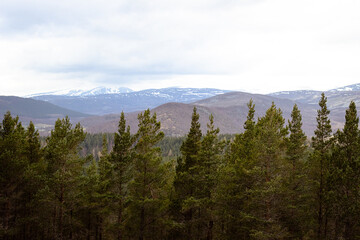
80, 92, 321, 136
80, 86, 359, 136
0, 96, 89, 118
31, 87, 230, 115
0, 96, 90, 133
269, 83, 360, 108
2, 84, 360, 136
27, 86, 134, 97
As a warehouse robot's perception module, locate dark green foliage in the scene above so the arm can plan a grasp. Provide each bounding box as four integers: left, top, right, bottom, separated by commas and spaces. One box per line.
195, 114, 225, 239
215, 100, 259, 239
80, 132, 113, 160
310, 92, 333, 240
109, 112, 133, 239
172, 107, 202, 239
0, 113, 44, 239
4, 95, 360, 240
248, 102, 289, 239
330, 101, 360, 238
0, 112, 27, 238
81, 133, 183, 160
126, 109, 171, 240
282, 104, 312, 238
312, 93, 332, 153
43, 116, 86, 239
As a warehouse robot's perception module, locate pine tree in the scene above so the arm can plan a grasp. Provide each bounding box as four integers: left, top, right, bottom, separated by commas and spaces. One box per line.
172, 107, 202, 239
21, 121, 45, 239
127, 109, 170, 240
283, 104, 311, 238
250, 102, 289, 239
287, 104, 307, 169
331, 101, 360, 238
79, 157, 100, 239
215, 99, 258, 239
109, 112, 134, 239
311, 93, 332, 240
231, 99, 257, 163
97, 135, 114, 238
0, 112, 27, 239
193, 114, 224, 240
44, 117, 86, 240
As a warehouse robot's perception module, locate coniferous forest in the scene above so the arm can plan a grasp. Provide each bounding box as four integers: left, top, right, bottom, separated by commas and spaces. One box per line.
2, 93, 360, 240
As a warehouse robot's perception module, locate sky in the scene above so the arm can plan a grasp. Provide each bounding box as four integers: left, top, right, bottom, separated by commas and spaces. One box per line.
1, 0, 360, 96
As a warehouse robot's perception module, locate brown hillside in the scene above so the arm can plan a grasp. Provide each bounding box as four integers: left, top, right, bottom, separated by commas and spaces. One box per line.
80, 92, 328, 137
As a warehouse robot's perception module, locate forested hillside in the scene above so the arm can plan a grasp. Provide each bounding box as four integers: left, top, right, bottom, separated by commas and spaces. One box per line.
1, 93, 360, 239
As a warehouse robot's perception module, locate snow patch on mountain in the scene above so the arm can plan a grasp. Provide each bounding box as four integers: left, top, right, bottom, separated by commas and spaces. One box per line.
329, 84, 360, 92
26, 87, 133, 97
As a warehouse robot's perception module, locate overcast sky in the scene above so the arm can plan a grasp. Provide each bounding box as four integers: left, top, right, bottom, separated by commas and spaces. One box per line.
1, 0, 360, 96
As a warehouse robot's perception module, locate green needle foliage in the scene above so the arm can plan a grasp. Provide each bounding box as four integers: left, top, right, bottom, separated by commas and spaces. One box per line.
172, 107, 202, 239
310, 92, 333, 240
126, 109, 170, 240
3, 94, 360, 239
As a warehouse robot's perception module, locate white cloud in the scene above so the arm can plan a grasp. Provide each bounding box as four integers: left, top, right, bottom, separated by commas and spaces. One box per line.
0, 0, 360, 95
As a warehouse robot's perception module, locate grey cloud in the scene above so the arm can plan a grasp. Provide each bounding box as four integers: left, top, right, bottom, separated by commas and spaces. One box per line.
36, 62, 217, 76
1, 0, 360, 96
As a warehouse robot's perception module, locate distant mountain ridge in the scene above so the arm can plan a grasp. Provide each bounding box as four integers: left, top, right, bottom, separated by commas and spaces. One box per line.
268, 83, 360, 109
27, 86, 134, 97
2, 83, 360, 136
270, 83, 360, 96
31, 87, 230, 115
0, 96, 90, 134
80, 91, 319, 136
329, 83, 360, 92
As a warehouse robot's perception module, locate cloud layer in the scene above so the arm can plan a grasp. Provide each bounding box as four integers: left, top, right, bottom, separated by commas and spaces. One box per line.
1, 0, 360, 95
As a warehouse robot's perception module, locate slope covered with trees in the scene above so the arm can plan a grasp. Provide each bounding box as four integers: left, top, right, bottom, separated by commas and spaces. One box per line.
2, 93, 360, 239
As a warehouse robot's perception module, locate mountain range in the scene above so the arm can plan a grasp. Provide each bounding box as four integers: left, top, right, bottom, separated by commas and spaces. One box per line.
31, 87, 230, 115
26, 86, 134, 97
2, 83, 360, 136
80, 91, 319, 136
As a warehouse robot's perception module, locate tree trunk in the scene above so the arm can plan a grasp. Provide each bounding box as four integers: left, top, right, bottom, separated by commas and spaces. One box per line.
139, 206, 145, 240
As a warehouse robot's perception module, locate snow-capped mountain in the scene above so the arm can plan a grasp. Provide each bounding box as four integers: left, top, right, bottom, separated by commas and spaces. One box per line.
27, 87, 133, 97
31, 87, 230, 115
269, 83, 360, 109
329, 83, 360, 92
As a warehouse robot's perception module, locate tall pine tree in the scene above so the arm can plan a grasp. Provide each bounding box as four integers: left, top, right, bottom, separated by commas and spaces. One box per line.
172, 107, 202, 239
127, 109, 170, 240
331, 101, 360, 238
250, 102, 289, 239
311, 93, 332, 240
283, 104, 311, 238
110, 112, 134, 239
0, 112, 27, 239
44, 117, 86, 240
